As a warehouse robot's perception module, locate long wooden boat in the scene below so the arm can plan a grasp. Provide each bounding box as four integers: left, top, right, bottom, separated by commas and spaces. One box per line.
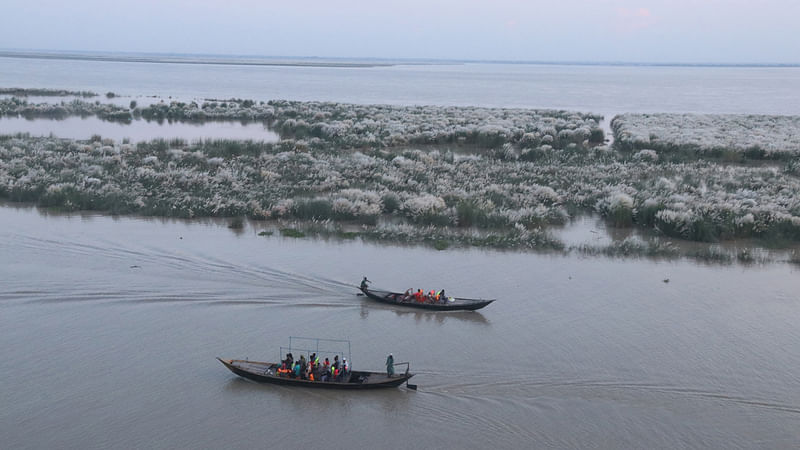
360, 286, 495, 311
218, 358, 414, 389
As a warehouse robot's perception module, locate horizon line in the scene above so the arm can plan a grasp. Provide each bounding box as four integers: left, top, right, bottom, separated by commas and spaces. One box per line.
1, 48, 798, 69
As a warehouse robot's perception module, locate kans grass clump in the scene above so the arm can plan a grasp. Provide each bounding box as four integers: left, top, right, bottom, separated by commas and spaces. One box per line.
0, 98, 133, 122
612, 113, 800, 160
137, 100, 276, 123
265, 100, 604, 150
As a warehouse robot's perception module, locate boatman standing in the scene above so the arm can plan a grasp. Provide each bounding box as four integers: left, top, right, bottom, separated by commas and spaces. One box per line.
386, 353, 394, 377
361, 277, 371, 290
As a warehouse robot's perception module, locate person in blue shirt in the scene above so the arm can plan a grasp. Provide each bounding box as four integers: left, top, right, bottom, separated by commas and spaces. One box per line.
386, 353, 394, 377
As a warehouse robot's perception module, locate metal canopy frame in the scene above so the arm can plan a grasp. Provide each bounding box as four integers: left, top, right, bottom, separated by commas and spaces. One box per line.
280, 337, 352, 366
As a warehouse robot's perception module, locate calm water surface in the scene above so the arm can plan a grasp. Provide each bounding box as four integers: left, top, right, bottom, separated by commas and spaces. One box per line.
2, 56, 799, 116
1, 205, 800, 449
0, 116, 278, 142
3, 55, 800, 448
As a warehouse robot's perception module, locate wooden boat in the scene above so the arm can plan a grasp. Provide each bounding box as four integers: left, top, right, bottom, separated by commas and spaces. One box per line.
219, 337, 415, 390
360, 286, 495, 311
217, 358, 414, 389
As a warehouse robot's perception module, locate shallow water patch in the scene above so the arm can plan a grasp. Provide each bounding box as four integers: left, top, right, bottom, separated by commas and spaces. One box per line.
0, 116, 279, 142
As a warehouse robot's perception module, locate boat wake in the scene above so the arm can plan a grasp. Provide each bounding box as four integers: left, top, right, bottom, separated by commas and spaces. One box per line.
418, 371, 800, 416
4, 232, 359, 307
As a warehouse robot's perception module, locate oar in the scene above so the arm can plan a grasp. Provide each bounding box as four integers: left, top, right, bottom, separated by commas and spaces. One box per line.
406, 380, 417, 390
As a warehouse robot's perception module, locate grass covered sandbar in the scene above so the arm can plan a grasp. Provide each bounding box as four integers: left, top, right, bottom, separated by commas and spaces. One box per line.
612, 113, 800, 160
2, 95, 800, 258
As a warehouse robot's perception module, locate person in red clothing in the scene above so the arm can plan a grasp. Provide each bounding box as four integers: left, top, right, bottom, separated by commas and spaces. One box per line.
415, 289, 424, 302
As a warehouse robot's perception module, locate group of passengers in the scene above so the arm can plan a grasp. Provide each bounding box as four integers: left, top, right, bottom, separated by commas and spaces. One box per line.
401, 288, 448, 304
277, 352, 350, 382
361, 276, 450, 305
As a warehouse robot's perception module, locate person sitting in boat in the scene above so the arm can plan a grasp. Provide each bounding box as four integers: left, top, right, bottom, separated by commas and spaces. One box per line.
403, 289, 412, 302
360, 277, 371, 289
429, 290, 436, 303
284, 352, 294, 369
438, 289, 446, 303
299, 355, 307, 380
330, 355, 340, 381
312, 359, 322, 381
292, 360, 301, 378
414, 289, 424, 303
321, 357, 331, 381
386, 353, 395, 377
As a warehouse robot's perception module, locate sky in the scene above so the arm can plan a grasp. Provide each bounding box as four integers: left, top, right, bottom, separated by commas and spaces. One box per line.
1, 0, 798, 64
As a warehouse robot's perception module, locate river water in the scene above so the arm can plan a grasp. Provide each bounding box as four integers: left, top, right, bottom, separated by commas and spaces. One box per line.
0, 116, 279, 143
2, 54, 800, 448
2, 205, 800, 449
2, 56, 800, 115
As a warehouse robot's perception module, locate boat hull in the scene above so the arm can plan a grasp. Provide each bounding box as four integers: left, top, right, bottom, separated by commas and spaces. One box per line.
361, 287, 494, 311
218, 358, 413, 389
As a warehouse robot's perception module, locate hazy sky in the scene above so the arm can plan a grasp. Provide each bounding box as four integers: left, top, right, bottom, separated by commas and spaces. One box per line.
2, 0, 798, 63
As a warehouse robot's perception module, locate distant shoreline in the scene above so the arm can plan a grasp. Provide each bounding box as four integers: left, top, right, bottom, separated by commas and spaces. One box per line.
0, 51, 403, 69
0, 50, 797, 69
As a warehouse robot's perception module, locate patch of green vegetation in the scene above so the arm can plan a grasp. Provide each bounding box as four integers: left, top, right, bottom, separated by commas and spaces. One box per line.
433, 239, 449, 250
258, 230, 274, 236
381, 192, 400, 213
280, 228, 306, 238
455, 200, 486, 228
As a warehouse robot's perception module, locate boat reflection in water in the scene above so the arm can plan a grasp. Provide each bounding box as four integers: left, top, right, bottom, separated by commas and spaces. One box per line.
359, 302, 490, 326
